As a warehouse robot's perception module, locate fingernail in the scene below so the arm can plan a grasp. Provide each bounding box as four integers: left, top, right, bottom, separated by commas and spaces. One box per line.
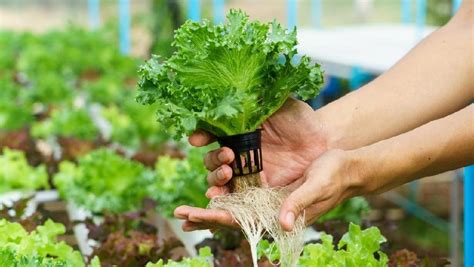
286, 212, 295, 229
217, 151, 227, 162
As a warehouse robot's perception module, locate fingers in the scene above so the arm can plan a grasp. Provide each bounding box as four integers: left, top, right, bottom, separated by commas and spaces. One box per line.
174, 205, 238, 231
207, 165, 233, 186
204, 147, 234, 171
205, 186, 229, 198
188, 130, 215, 147
279, 179, 321, 232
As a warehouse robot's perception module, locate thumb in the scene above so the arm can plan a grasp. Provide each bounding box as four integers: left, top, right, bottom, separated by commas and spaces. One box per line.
279, 180, 318, 232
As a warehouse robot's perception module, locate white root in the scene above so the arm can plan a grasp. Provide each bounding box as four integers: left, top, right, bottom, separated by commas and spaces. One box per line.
209, 187, 305, 267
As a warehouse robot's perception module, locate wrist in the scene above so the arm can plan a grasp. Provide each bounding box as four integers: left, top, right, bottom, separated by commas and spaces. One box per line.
313, 105, 352, 151
343, 148, 378, 196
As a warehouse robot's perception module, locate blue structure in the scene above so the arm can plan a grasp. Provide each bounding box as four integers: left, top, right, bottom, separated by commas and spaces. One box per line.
287, 0, 297, 29
213, 0, 225, 24
88, 0, 100, 29
415, 0, 426, 40
465, 166, 473, 267
401, 0, 412, 24
311, 0, 322, 28
118, 0, 130, 55
452, 0, 462, 15
188, 0, 201, 21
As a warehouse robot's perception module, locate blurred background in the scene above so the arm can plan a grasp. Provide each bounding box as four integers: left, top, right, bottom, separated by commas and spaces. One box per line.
0, 0, 469, 266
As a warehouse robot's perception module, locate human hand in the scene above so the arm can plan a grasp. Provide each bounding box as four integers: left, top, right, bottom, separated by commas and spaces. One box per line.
278, 149, 365, 231
174, 98, 331, 231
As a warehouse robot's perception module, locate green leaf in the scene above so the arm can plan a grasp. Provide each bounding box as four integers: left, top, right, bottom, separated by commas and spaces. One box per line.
137, 9, 324, 138
0, 148, 49, 193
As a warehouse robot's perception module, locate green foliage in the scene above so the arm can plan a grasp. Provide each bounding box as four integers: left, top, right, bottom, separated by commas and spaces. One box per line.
145, 247, 213, 267
0, 78, 34, 131
137, 10, 324, 137
317, 197, 370, 224
257, 223, 388, 266
149, 0, 184, 57
151, 146, 212, 217
31, 106, 99, 141
298, 223, 388, 266
53, 149, 153, 213
0, 219, 84, 267
0, 148, 49, 193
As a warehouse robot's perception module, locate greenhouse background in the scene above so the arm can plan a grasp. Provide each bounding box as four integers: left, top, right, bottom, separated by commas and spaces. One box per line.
0, 0, 471, 266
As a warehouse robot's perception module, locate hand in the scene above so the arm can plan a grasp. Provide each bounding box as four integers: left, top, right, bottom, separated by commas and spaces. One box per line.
278, 149, 365, 231
174, 98, 331, 231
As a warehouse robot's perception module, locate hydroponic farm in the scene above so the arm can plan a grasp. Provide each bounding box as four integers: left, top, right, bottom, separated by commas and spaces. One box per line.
0, 1, 472, 267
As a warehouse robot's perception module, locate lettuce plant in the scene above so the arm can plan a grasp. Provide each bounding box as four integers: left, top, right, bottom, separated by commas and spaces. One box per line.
145, 247, 213, 267
0, 148, 49, 193
137, 9, 323, 137
298, 223, 388, 266
0, 219, 86, 267
151, 146, 211, 217
53, 149, 153, 213
31, 106, 99, 141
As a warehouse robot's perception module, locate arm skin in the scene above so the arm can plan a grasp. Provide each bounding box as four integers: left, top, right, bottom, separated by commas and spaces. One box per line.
352, 104, 474, 195
317, 0, 473, 150
279, 104, 474, 230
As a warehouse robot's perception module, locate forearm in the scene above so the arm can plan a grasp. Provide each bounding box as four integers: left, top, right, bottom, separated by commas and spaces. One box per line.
349, 104, 474, 194
316, 1, 473, 150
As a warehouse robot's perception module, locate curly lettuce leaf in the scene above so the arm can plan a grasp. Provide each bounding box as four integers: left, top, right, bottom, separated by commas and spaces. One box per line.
298, 223, 388, 266
31, 106, 98, 141
0, 148, 49, 193
151, 146, 212, 217
53, 149, 153, 213
137, 9, 323, 137
145, 247, 213, 267
0, 219, 84, 266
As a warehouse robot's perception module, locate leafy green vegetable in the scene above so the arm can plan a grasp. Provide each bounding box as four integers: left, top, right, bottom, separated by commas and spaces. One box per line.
256, 223, 388, 266
53, 149, 153, 213
0, 249, 69, 267
151, 146, 211, 217
298, 223, 388, 266
137, 9, 323, 137
317, 197, 370, 224
0, 77, 34, 131
100, 104, 141, 149
0, 148, 49, 193
145, 247, 213, 267
0, 219, 84, 266
31, 106, 99, 141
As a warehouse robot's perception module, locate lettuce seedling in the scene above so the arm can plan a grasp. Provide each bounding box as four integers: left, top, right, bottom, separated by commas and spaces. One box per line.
137, 9, 323, 138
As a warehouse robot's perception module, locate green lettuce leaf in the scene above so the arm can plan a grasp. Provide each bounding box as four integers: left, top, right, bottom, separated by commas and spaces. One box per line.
0, 219, 84, 267
53, 149, 153, 213
137, 9, 323, 137
145, 247, 213, 267
0, 148, 49, 193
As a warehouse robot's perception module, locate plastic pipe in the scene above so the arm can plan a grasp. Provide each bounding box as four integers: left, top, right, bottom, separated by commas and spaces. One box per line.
88, 0, 100, 29
287, 0, 297, 29
464, 166, 474, 267
188, 0, 201, 21
401, 0, 411, 24
213, 0, 225, 24
415, 0, 426, 41
452, 0, 462, 15
311, 0, 321, 28
119, 0, 130, 55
